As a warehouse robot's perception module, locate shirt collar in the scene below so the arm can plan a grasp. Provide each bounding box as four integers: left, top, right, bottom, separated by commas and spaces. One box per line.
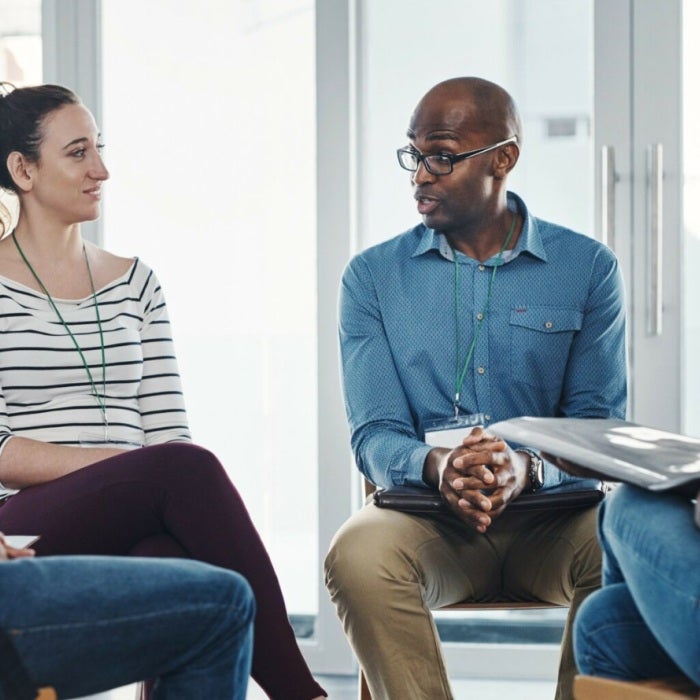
411, 191, 548, 263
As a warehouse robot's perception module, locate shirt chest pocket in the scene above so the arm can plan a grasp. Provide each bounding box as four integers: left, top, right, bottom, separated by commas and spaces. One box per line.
509, 307, 583, 390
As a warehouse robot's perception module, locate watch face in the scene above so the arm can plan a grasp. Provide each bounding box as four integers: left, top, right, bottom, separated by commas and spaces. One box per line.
534, 460, 544, 486
529, 455, 544, 489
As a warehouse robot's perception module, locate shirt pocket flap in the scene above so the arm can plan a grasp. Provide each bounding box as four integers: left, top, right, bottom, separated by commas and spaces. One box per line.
509, 307, 583, 334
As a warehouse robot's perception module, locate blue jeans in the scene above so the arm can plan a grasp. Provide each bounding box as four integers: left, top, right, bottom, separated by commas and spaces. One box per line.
574, 485, 700, 684
0, 556, 254, 699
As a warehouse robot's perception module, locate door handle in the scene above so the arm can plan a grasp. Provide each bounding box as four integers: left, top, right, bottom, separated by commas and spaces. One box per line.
600, 145, 616, 251
647, 143, 663, 336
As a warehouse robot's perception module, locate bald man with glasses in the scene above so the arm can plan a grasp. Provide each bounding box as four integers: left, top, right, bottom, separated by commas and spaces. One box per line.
324, 77, 627, 700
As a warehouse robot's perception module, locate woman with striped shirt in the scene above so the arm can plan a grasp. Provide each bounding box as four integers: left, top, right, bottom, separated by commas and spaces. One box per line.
0, 83, 326, 700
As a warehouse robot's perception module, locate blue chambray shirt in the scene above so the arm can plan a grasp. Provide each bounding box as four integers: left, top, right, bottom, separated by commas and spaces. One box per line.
339, 191, 628, 489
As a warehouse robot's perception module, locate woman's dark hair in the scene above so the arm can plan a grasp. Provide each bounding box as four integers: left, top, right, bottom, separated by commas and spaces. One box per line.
0, 82, 80, 194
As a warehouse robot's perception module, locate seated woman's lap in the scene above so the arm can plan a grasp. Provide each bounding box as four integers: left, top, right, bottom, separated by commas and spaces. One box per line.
0, 442, 236, 559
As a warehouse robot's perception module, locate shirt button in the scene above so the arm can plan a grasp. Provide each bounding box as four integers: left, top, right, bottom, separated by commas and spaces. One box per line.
476, 312, 484, 321
545, 321, 553, 329
484, 414, 491, 421
478, 265, 486, 272
477, 367, 485, 375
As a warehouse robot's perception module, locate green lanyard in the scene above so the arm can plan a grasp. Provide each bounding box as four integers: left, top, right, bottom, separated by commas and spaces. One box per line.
13, 234, 108, 428
452, 213, 517, 417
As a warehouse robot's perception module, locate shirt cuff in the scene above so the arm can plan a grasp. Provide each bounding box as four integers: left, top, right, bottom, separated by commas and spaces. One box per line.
398, 443, 435, 487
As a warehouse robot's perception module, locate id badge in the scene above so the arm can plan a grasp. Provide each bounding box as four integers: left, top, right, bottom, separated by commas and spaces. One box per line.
424, 413, 485, 448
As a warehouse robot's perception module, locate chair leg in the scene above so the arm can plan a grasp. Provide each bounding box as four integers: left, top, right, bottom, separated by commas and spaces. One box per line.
359, 668, 371, 700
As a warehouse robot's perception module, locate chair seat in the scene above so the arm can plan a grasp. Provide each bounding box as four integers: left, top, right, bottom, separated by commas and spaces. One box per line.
440, 600, 561, 611
573, 674, 700, 699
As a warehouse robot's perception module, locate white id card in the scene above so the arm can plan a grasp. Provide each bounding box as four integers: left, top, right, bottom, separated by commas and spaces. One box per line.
424, 413, 485, 448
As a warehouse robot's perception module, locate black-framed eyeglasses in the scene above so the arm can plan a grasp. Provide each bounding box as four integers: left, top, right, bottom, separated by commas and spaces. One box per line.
396, 136, 518, 176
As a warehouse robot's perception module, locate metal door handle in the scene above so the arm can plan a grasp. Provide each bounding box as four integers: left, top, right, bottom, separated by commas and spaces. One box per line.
600, 146, 616, 251
647, 144, 663, 336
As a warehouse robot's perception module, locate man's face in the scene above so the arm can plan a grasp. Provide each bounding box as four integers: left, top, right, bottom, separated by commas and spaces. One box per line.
405, 90, 502, 238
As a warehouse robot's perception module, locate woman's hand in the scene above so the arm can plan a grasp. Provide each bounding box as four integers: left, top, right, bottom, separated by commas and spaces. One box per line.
0, 532, 36, 561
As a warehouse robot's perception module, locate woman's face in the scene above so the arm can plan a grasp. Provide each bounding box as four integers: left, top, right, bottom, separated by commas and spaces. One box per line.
27, 103, 109, 225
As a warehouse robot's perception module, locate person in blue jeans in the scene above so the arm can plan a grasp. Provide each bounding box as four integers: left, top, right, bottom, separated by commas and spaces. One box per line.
0, 534, 255, 699
573, 484, 700, 686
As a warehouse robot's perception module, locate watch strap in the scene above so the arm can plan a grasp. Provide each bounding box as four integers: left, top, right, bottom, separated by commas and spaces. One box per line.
516, 448, 544, 492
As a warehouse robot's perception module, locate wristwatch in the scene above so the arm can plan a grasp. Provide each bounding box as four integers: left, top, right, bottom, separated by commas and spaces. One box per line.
517, 448, 544, 492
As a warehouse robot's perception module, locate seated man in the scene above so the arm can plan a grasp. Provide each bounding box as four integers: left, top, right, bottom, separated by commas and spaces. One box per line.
0, 534, 254, 699
574, 484, 700, 686
324, 76, 627, 700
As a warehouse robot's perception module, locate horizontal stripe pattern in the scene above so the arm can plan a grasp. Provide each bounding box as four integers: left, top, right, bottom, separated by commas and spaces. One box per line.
0, 258, 191, 455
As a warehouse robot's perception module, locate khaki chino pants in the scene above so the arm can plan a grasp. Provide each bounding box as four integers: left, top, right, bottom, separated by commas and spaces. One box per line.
324, 502, 601, 700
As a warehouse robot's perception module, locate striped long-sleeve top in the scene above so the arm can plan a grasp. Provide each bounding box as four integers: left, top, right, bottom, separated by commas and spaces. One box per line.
0, 257, 191, 484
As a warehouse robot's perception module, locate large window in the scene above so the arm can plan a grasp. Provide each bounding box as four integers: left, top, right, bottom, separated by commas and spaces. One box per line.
0, 0, 41, 232
101, 0, 319, 624
0, 0, 41, 84
358, 0, 594, 250
683, 0, 700, 435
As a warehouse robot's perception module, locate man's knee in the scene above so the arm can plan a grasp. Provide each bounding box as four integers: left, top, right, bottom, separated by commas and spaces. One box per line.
324, 509, 420, 608
326, 513, 387, 595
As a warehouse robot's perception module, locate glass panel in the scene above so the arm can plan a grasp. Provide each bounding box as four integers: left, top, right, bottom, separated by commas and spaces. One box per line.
359, 0, 593, 249
0, 0, 41, 85
683, 0, 700, 436
101, 0, 318, 622
0, 0, 41, 233
359, 0, 592, 644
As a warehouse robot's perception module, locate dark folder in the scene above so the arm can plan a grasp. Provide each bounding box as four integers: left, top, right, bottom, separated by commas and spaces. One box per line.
373, 481, 607, 514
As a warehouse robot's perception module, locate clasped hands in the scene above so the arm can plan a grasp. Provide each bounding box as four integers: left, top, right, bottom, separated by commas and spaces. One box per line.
437, 427, 528, 533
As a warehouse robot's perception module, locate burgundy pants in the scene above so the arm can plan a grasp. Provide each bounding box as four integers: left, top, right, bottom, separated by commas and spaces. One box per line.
0, 442, 325, 700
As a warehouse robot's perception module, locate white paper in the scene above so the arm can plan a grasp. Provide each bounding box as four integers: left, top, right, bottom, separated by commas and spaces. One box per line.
5, 535, 40, 549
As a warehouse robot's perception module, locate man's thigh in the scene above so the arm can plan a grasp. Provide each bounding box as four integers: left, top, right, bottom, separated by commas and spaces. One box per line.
326, 503, 507, 608
498, 506, 601, 603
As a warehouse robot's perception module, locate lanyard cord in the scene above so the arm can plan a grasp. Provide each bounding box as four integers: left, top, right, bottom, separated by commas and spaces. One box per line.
13, 234, 108, 427
452, 212, 517, 417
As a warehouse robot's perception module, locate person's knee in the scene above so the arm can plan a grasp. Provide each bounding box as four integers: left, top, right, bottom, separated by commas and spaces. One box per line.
324, 518, 374, 596
203, 567, 256, 633
148, 442, 218, 467
324, 512, 408, 607
145, 442, 228, 483
223, 571, 256, 629
573, 588, 606, 673
574, 583, 633, 675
